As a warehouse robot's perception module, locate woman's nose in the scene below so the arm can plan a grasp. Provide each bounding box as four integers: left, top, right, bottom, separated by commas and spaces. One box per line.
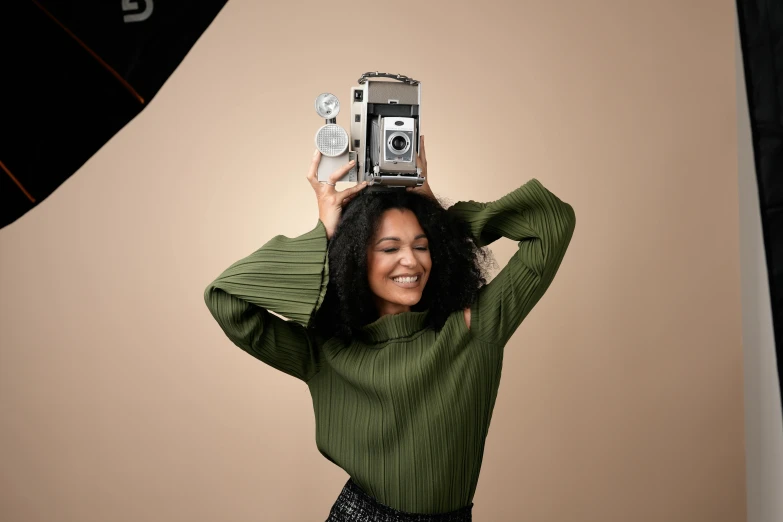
399, 248, 417, 267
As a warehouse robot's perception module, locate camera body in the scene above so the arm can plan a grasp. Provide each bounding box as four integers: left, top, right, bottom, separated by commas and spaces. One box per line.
315, 72, 423, 188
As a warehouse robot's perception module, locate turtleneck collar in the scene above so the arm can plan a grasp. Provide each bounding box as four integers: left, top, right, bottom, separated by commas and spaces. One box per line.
358, 309, 430, 344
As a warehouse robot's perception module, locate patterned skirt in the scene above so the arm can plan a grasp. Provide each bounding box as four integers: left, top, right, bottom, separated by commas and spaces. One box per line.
325, 478, 474, 522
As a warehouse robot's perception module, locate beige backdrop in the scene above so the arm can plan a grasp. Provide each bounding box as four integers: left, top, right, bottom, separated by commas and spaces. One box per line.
0, 0, 744, 520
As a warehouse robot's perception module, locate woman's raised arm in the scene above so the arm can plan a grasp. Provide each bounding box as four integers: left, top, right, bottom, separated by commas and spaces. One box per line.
447, 178, 576, 347
204, 220, 330, 382
203, 152, 367, 382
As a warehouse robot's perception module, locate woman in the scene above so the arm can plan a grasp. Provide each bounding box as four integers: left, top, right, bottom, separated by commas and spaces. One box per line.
204, 137, 576, 521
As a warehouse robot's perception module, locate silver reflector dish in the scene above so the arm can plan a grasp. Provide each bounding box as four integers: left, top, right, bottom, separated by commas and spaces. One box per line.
315, 124, 349, 157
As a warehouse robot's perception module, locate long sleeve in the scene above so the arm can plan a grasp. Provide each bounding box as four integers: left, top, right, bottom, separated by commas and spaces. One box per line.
203, 220, 331, 382
447, 178, 576, 347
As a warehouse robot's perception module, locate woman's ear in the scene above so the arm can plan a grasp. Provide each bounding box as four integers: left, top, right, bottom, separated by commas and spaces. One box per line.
463, 307, 471, 330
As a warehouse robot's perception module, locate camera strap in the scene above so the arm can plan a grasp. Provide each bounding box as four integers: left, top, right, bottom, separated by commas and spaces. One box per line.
357, 72, 420, 85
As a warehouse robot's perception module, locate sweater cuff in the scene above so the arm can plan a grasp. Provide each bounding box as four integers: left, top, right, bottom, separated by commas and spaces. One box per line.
206, 220, 330, 329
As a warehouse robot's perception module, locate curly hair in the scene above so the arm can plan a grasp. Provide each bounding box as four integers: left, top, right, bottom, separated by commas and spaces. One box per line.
313, 189, 495, 343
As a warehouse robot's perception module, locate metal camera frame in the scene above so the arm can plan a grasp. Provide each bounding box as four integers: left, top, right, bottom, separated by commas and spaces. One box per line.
316, 72, 424, 191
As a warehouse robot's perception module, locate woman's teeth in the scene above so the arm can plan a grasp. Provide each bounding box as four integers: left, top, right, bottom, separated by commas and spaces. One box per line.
392, 276, 418, 283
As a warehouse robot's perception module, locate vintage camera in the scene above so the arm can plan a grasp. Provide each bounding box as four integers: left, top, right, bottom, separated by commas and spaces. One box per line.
314, 72, 424, 189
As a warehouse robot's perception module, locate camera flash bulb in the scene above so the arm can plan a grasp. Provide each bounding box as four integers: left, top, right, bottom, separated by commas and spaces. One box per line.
315, 93, 340, 119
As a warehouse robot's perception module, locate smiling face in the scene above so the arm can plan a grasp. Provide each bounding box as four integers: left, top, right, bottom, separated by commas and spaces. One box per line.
366, 208, 432, 317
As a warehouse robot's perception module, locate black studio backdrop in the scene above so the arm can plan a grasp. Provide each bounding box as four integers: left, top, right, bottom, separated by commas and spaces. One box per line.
736, 0, 783, 420
0, 0, 228, 231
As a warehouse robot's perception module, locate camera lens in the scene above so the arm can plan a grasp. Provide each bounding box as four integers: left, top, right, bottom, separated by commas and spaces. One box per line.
387, 131, 411, 155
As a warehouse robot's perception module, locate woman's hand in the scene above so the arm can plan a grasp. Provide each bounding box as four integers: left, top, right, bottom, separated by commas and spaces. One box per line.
406, 135, 435, 200
306, 150, 368, 240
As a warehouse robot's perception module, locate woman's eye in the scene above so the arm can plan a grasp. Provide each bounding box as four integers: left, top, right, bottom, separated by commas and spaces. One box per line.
381, 246, 428, 253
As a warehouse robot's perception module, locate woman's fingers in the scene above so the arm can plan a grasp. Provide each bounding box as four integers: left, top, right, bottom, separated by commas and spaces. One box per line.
307, 151, 365, 205
306, 150, 322, 191
416, 136, 427, 182
417, 135, 426, 170
347, 179, 368, 194
337, 181, 368, 207
306, 151, 353, 193
407, 136, 434, 199
328, 159, 356, 186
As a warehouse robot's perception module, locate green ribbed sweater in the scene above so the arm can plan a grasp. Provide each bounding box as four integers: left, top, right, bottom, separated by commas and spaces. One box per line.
204, 178, 575, 514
